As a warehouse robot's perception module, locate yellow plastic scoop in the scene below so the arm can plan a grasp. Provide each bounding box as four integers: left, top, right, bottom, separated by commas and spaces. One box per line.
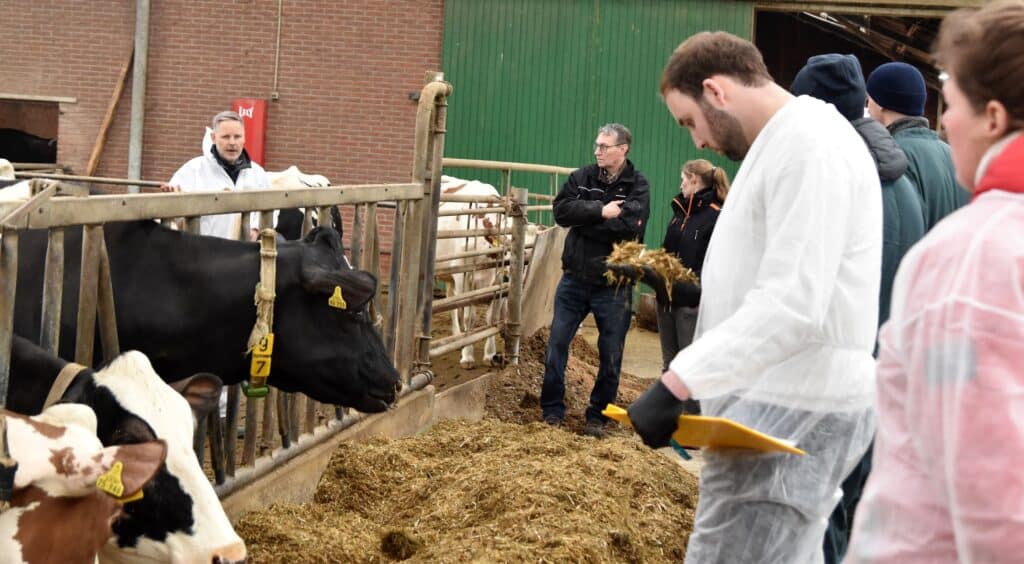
603, 404, 805, 455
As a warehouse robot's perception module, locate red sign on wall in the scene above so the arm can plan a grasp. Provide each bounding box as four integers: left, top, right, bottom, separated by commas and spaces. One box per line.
232, 98, 267, 166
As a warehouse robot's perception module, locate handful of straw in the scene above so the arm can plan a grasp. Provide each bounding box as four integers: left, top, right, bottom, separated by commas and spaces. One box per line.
604, 241, 698, 303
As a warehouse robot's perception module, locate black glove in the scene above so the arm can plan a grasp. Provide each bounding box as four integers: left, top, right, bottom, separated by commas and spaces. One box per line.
639, 266, 671, 305
669, 281, 701, 308
627, 379, 685, 449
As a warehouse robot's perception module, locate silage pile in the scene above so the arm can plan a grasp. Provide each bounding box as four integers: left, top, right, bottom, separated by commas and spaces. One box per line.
484, 328, 651, 434
236, 418, 698, 563
604, 241, 698, 301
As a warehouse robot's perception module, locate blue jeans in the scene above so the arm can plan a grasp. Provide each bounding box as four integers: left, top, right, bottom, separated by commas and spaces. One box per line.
541, 274, 632, 423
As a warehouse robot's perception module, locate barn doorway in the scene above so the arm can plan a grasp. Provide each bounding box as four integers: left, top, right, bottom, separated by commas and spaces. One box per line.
755, 10, 945, 127
0, 97, 60, 164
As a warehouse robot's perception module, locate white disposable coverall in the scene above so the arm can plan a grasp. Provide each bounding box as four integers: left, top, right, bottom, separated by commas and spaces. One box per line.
168, 128, 270, 239
845, 133, 1024, 563
665, 96, 883, 563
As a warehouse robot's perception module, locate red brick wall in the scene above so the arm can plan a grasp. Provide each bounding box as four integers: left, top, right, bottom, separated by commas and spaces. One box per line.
1, 0, 442, 276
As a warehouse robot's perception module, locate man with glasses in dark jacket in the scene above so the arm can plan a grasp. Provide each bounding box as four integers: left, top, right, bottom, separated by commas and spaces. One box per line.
540, 123, 650, 438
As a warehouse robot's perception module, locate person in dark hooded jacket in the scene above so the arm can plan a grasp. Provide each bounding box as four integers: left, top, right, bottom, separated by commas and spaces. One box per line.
791, 52, 926, 564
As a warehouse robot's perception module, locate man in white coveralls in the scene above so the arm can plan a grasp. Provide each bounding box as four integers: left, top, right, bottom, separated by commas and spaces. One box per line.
627, 31, 883, 563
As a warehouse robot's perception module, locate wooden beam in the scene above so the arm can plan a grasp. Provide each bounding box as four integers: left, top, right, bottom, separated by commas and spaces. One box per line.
0, 183, 421, 229
442, 157, 574, 176
87, 48, 134, 176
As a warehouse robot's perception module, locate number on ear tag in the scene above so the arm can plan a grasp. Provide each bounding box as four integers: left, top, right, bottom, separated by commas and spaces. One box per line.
328, 286, 348, 310
96, 461, 127, 498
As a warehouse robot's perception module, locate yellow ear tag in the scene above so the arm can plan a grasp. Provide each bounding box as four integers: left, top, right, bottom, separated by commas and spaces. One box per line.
328, 286, 347, 310
119, 489, 145, 504
96, 460, 127, 498
96, 460, 147, 504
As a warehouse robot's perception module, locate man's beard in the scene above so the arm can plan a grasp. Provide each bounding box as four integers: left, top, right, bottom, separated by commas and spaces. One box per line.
701, 100, 749, 162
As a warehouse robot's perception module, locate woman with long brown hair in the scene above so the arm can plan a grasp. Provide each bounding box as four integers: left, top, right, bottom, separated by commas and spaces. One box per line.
845, 2, 1024, 561
656, 158, 729, 414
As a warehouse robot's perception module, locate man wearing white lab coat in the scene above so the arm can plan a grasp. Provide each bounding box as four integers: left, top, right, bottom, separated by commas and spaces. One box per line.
628, 32, 882, 563
162, 110, 270, 239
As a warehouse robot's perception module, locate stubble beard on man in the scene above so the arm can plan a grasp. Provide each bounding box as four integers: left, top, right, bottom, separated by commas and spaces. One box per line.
701, 100, 749, 162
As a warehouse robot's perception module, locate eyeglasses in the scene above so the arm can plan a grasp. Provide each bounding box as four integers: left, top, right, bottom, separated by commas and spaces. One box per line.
593, 143, 626, 153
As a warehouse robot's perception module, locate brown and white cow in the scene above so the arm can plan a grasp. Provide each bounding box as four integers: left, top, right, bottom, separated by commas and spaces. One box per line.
0, 403, 167, 564
7, 337, 247, 564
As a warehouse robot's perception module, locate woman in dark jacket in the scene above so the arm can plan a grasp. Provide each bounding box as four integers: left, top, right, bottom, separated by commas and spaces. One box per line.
658, 159, 729, 412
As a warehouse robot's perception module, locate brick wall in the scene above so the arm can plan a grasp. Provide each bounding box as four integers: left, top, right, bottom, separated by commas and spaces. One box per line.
1, 0, 443, 272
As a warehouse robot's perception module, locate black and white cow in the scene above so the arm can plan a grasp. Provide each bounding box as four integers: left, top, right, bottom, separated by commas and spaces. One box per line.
12, 219, 399, 412
8, 335, 246, 563
0, 129, 57, 164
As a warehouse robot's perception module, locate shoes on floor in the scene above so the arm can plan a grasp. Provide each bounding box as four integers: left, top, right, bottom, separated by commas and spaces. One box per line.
582, 420, 605, 438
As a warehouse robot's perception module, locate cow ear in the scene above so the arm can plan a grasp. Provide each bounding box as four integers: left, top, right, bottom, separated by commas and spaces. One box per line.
169, 373, 223, 418
303, 225, 345, 254
106, 440, 168, 498
301, 266, 377, 310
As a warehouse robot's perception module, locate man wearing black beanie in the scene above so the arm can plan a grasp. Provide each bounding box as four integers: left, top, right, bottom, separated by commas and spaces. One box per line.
791, 52, 926, 564
867, 62, 969, 229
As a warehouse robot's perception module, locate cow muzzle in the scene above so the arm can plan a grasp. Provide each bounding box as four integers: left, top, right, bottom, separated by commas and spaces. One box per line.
211, 542, 247, 564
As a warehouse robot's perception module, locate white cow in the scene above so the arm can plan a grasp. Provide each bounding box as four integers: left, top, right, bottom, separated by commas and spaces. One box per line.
266, 166, 336, 240
0, 159, 14, 180
436, 176, 541, 368
266, 165, 331, 190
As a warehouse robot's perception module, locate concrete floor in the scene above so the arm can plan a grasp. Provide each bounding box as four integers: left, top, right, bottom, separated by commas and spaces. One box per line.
577, 315, 665, 380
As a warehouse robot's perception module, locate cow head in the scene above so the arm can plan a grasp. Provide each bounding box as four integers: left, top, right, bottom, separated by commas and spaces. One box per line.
0, 404, 167, 564
272, 226, 400, 412
63, 353, 246, 564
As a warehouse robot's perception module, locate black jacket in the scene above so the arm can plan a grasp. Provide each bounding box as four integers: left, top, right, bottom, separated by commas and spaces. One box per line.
553, 160, 650, 284
660, 187, 722, 307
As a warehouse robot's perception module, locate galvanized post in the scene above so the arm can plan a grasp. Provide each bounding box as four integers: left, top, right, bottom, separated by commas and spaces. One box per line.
96, 234, 120, 363
301, 208, 314, 236
275, 389, 290, 449
365, 204, 381, 329
317, 206, 333, 230
242, 396, 258, 465
350, 204, 364, 267
260, 388, 277, 455
304, 394, 316, 434
75, 226, 102, 366
0, 230, 19, 407
225, 384, 240, 477
207, 410, 225, 484
506, 188, 528, 365
289, 393, 301, 442
413, 73, 452, 376
500, 168, 511, 197
39, 228, 64, 355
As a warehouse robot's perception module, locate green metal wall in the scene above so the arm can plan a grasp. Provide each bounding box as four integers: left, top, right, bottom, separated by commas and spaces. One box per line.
441, 0, 753, 247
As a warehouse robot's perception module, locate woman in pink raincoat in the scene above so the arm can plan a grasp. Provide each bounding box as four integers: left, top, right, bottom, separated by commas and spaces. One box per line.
845, 2, 1024, 563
